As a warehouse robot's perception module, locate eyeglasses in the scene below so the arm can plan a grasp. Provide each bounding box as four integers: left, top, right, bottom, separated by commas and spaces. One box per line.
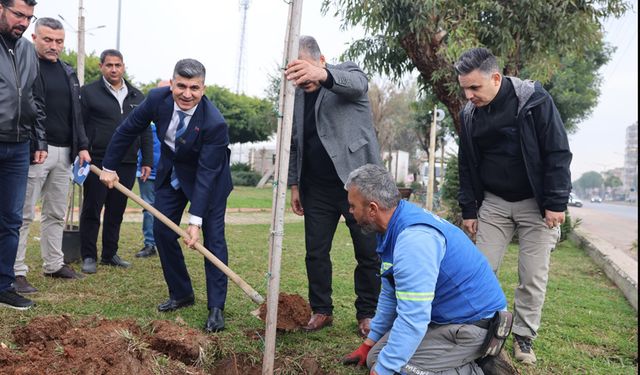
4, 7, 37, 24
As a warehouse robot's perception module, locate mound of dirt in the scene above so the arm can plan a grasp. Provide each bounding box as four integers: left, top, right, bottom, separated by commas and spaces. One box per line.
257, 293, 312, 331
3, 315, 210, 375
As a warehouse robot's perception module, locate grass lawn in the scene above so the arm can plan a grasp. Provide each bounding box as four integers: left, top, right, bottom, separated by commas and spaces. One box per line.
1, 218, 637, 374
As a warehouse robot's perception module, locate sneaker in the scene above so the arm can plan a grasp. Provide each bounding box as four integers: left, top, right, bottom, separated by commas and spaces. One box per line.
11, 275, 38, 294
513, 334, 536, 364
44, 264, 85, 279
0, 289, 34, 310
81, 258, 97, 274
135, 245, 156, 258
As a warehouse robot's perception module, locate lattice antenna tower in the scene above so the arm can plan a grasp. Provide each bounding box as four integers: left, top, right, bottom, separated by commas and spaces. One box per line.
235, 0, 251, 94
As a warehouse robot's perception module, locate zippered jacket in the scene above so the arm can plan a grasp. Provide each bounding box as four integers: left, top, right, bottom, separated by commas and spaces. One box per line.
0, 36, 46, 149
80, 77, 152, 165
458, 76, 572, 219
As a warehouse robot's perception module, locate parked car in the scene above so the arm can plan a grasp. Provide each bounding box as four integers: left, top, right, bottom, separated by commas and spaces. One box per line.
591, 196, 603, 203
568, 193, 583, 207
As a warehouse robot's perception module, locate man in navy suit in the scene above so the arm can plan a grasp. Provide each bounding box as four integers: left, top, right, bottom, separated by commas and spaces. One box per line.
100, 59, 233, 333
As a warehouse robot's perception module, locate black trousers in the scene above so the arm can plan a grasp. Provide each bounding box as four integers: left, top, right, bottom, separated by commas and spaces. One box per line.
80, 161, 136, 260
301, 183, 380, 319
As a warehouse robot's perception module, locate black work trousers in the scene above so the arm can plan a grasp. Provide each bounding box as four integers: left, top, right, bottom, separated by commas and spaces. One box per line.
80, 160, 136, 261
301, 183, 380, 320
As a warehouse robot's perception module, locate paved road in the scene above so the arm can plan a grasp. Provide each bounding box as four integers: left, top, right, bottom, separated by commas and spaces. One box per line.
569, 202, 638, 260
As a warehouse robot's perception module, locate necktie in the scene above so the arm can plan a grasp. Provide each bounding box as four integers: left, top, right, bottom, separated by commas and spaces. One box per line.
170, 111, 187, 190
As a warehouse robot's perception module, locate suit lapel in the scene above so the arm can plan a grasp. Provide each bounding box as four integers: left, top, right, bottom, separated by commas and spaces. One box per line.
156, 96, 175, 142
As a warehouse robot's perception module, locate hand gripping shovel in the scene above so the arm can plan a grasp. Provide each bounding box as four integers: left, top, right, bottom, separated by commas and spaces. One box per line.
90, 165, 264, 305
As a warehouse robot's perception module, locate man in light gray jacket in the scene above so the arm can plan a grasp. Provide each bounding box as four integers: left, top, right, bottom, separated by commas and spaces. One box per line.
286, 35, 382, 337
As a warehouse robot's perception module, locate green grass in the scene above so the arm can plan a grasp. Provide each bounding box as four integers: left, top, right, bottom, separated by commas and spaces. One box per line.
1, 219, 637, 374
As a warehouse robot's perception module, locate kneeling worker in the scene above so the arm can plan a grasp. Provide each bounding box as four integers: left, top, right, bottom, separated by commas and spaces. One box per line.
343, 164, 509, 375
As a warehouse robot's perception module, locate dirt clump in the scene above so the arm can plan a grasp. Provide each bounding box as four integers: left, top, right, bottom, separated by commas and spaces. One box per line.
3, 315, 209, 375
257, 293, 312, 331
147, 319, 212, 363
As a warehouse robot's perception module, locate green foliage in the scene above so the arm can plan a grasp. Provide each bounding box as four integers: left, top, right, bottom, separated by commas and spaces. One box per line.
574, 171, 605, 190
369, 80, 418, 156
231, 170, 262, 187
439, 152, 462, 226
604, 174, 623, 188
206, 86, 277, 144
323, 0, 629, 134
60, 49, 103, 84
230, 162, 252, 172
560, 210, 582, 242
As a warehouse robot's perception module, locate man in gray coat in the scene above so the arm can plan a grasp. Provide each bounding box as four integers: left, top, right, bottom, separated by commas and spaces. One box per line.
286, 35, 381, 337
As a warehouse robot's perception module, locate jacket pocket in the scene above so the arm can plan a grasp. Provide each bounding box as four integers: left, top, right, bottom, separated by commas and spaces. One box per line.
348, 137, 368, 153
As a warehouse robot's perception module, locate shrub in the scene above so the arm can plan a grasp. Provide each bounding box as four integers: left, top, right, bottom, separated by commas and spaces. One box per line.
230, 162, 251, 172
440, 153, 462, 226
232, 170, 262, 186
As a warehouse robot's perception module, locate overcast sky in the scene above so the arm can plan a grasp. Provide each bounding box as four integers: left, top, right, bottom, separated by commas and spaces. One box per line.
27, 0, 638, 180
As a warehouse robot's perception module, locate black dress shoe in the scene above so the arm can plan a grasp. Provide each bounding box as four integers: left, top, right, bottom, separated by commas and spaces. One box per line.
100, 255, 131, 268
157, 295, 195, 312
135, 245, 156, 258
204, 307, 225, 333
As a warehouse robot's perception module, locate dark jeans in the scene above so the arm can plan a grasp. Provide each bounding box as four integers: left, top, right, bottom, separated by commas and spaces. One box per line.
0, 141, 29, 291
80, 161, 136, 261
301, 183, 380, 319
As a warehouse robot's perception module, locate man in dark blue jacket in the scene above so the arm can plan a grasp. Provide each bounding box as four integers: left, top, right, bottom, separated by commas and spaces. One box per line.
100, 59, 233, 333
455, 47, 572, 365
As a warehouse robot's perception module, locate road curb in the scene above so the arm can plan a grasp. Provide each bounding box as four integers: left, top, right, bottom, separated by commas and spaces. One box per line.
569, 229, 638, 312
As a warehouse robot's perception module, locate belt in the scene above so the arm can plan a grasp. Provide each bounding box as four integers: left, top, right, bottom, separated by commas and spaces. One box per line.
471, 318, 491, 329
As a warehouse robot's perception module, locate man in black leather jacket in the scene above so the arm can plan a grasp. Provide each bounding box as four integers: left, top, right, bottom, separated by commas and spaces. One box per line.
0, 0, 45, 311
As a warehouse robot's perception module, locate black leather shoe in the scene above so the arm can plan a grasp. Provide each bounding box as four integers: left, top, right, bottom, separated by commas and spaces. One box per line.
135, 245, 156, 258
100, 255, 131, 268
157, 295, 195, 312
204, 307, 225, 333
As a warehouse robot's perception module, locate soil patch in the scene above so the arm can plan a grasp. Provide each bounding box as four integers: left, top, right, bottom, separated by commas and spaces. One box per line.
258, 293, 312, 331
3, 315, 210, 374
1, 314, 327, 374
211, 353, 326, 375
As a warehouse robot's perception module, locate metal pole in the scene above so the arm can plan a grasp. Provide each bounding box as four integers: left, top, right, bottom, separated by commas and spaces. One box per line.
116, 0, 122, 50
262, 1, 302, 373
426, 105, 437, 210
77, 0, 85, 86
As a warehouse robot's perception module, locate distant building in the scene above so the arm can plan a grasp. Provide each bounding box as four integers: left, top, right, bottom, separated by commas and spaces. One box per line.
383, 150, 410, 184
229, 134, 277, 176
624, 122, 638, 201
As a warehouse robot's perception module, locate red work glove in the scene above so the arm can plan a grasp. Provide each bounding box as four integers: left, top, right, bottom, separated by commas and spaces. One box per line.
342, 342, 373, 367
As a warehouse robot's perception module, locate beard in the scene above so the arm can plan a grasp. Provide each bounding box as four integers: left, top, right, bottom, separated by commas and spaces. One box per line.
359, 221, 377, 235
0, 14, 27, 41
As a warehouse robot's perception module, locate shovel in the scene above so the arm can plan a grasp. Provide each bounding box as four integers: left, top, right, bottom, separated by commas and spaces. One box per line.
90, 164, 265, 305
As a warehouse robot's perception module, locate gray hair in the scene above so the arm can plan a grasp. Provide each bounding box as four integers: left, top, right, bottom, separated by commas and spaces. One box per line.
345, 164, 400, 210
35, 17, 63, 31
299, 35, 322, 61
1, 0, 38, 6
454, 47, 500, 76
173, 58, 206, 80
100, 49, 123, 64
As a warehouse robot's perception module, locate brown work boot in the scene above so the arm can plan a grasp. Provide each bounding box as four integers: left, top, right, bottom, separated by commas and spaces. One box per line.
303, 313, 333, 332
12, 276, 38, 294
513, 334, 536, 365
357, 317, 372, 338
